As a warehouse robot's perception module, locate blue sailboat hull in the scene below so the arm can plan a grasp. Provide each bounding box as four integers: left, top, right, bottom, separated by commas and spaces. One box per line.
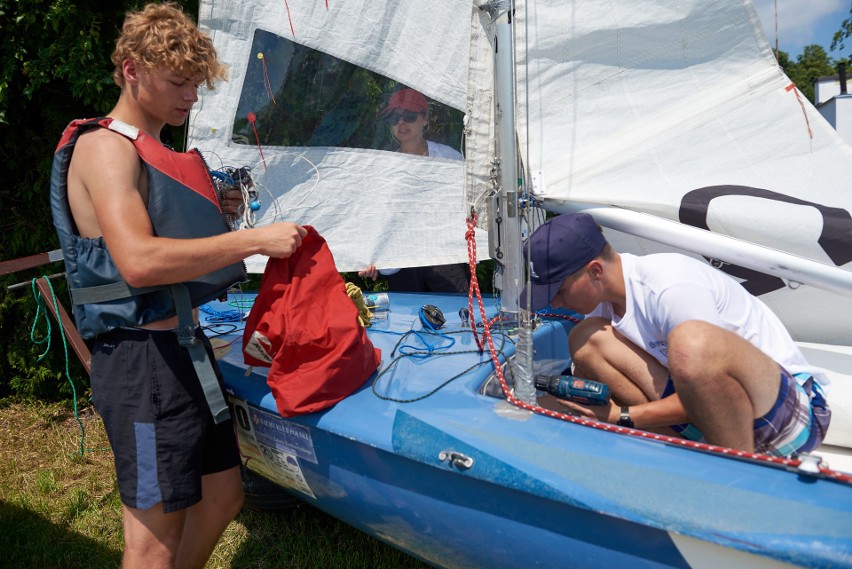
212, 292, 852, 569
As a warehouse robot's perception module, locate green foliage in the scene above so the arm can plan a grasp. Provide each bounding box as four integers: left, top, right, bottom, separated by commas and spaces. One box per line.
777, 7, 852, 104
0, 0, 125, 127
774, 49, 793, 70
0, 0, 196, 400
831, 3, 852, 58
776, 44, 840, 104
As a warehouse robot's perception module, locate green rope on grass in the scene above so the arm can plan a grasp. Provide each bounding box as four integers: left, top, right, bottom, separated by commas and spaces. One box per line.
30, 277, 107, 457
29, 280, 53, 361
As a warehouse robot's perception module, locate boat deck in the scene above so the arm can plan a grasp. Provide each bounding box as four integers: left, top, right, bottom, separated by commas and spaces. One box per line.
203, 290, 852, 569
205, 289, 852, 475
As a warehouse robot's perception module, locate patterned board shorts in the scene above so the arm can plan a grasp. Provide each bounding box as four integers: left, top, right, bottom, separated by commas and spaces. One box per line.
753, 370, 831, 456
663, 369, 831, 457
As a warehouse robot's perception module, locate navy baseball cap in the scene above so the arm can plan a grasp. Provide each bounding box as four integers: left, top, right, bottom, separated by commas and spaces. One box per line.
519, 213, 606, 311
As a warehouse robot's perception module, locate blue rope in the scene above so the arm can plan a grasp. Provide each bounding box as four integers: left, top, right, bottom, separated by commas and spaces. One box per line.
199, 303, 244, 323
370, 326, 457, 359
396, 328, 456, 358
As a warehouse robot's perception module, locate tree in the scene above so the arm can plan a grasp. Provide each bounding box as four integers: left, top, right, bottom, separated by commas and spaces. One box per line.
831, 3, 852, 58
0, 0, 196, 400
774, 49, 793, 70
776, 45, 836, 104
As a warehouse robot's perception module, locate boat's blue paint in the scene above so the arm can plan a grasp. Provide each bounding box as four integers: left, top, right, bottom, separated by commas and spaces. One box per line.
389, 409, 693, 567
390, 402, 852, 567
209, 291, 852, 569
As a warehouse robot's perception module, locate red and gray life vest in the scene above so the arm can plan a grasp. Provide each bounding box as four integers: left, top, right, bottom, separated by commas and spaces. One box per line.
50, 117, 246, 423
50, 117, 246, 339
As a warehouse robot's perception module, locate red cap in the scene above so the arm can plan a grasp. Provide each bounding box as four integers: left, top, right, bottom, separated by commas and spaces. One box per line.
381, 88, 428, 115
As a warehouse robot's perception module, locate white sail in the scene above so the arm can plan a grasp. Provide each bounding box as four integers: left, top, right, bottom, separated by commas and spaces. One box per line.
505, 0, 852, 345
191, 0, 490, 273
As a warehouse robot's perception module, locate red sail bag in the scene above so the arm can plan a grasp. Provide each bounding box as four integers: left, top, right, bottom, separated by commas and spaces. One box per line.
242, 226, 381, 416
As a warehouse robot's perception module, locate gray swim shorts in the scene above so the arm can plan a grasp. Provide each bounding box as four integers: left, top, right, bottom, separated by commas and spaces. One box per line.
90, 327, 240, 513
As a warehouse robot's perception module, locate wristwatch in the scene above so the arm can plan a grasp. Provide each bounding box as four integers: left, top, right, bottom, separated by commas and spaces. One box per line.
616, 405, 634, 428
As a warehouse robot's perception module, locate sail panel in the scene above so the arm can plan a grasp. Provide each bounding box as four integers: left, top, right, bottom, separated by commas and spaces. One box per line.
515, 0, 852, 344
191, 0, 486, 272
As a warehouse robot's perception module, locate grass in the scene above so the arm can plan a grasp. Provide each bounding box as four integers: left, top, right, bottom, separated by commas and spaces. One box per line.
0, 399, 430, 568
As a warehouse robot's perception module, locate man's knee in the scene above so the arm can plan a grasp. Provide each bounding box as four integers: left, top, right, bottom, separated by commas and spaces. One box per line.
568, 317, 611, 358
122, 504, 184, 568
667, 320, 720, 380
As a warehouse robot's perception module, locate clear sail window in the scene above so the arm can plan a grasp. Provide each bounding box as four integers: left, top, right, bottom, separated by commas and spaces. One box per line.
233, 29, 465, 157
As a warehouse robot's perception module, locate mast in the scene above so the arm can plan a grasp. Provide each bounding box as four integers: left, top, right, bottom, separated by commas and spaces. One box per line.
490, 1, 535, 404
774, 0, 779, 57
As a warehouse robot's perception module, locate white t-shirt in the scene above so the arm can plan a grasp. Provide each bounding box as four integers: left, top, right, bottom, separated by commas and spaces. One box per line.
587, 253, 829, 392
427, 140, 463, 160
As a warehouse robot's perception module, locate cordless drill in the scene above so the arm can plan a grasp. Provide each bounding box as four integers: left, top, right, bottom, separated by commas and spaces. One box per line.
534, 375, 611, 406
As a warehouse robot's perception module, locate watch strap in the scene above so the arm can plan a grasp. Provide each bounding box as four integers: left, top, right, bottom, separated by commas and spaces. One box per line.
617, 405, 634, 428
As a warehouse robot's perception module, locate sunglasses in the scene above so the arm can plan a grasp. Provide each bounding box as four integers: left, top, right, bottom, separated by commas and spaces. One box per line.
386, 111, 422, 125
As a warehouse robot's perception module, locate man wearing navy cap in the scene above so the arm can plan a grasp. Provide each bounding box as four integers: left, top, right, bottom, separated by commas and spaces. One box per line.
521, 213, 830, 457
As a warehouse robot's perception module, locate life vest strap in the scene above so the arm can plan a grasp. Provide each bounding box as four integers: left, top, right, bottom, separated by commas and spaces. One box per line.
75, 279, 231, 424
70, 280, 163, 304
170, 283, 230, 424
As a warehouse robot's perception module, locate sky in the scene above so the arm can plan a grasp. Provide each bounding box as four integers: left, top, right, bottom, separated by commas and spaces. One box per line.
752, 0, 850, 58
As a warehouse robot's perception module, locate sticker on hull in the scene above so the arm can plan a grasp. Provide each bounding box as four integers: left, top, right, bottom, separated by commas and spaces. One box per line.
229, 397, 317, 498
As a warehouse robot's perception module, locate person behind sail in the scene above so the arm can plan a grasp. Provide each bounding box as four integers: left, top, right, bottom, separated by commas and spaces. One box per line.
521, 213, 831, 457
359, 88, 469, 292
51, 3, 307, 567
383, 87, 462, 159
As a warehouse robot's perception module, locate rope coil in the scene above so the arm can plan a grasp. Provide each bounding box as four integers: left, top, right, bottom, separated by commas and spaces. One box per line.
345, 282, 373, 327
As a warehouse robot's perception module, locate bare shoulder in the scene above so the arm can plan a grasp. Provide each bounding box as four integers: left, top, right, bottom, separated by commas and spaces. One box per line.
73, 127, 137, 166
71, 127, 143, 194
68, 127, 147, 239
